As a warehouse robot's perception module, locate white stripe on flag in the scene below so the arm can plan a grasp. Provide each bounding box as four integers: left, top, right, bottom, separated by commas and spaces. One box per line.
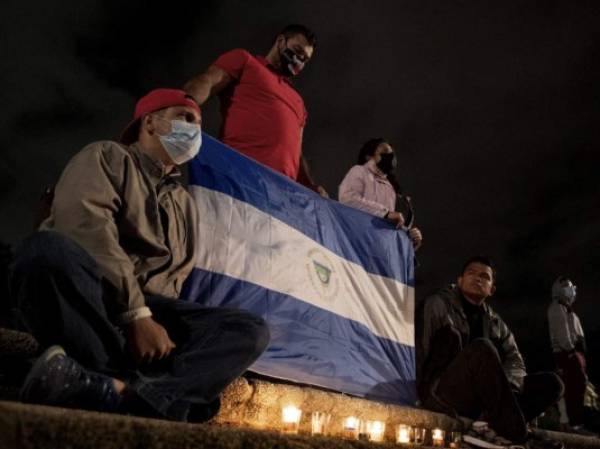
190, 185, 414, 347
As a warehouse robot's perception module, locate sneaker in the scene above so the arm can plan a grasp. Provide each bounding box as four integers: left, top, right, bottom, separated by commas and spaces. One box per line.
463, 421, 525, 449
20, 345, 121, 412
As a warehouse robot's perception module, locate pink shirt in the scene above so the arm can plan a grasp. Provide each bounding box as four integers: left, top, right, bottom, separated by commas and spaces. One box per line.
338, 160, 396, 217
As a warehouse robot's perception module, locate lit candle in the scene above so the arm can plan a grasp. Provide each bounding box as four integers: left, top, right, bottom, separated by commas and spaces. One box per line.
449, 431, 462, 449
311, 412, 330, 435
396, 424, 410, 444
343, 416, 360, 439
281, 406, 302, 434
412, 427, 426, 446
367, 420, 386, 442
432, 428, 446, 447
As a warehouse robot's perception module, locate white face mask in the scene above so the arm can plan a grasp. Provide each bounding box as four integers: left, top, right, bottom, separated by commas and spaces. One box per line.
156, 118, 202, 165
560, 285, 577, 304
552, 278, 577, 305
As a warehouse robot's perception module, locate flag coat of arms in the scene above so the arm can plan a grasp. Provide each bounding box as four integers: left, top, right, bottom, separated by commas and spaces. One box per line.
183, 134, 417, 405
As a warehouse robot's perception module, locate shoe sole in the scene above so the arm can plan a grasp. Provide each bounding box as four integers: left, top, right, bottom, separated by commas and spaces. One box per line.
20, 345, 66, 402
463, 434, 521, 449
464, 434, 503, 449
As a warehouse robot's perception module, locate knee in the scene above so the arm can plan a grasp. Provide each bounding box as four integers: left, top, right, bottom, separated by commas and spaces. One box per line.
547, 372, 565, 400
229, 310, 270, 357
13, 231, 95, 277
256, 317, 270, 354
14, 232, 72, 271
527, 372, 565, 404
245, 314, 270, 357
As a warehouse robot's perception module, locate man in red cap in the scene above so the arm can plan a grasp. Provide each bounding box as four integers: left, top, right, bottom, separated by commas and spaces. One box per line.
10, 88, 269, 421
184, 24, 327, 195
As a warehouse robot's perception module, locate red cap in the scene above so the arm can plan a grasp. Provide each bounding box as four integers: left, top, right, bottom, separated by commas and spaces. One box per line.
120, 88, 201, 145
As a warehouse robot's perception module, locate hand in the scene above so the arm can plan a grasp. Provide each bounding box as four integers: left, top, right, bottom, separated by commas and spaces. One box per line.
124, 317, 176, 365
409, 227, 423, 250
317, 185, 329, 198
386, 211, 405, 228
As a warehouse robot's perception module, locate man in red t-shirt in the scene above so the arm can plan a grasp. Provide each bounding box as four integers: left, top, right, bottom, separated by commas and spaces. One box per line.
184, 24, 326, 195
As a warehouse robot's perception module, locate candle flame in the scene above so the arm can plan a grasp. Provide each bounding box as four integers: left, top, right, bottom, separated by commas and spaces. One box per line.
282, 405, 302, 423
397, 425, 410, 443
367, 420, 385, 442
344, 416, 359, 430
432, 428, 445, 446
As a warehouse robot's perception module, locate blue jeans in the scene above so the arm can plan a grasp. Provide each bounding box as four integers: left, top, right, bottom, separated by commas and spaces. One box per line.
10, 231, 270, 421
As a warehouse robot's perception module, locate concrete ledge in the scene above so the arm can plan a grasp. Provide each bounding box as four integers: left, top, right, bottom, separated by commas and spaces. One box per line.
0, 400, 433, 449
216, 377, 464, 437
533, 429, 600, 449
0, 327, 39, 356
2, 328, 600, 448
3, 400, 600, 449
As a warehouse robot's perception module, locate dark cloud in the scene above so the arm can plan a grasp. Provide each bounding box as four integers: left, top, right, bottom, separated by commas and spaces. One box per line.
1, 0, 599, 376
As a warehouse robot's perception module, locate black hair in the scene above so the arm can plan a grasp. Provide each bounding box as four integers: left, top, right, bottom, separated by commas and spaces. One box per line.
461, 255, 497, 282
555, 275, 572, 286
357, 138, 387, 165
276, 24, 317, 48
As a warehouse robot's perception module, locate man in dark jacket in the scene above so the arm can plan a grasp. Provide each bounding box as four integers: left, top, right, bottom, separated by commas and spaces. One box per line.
416, 256, 563, 445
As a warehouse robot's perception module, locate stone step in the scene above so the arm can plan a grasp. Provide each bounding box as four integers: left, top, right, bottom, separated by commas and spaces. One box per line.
2, 399, 600, 449
0, 400, 375, 449
216, 376, 463, 434
2, 327, 600, 448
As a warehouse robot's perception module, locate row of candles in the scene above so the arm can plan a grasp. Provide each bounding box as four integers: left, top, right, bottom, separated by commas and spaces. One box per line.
282, 405, 461, 446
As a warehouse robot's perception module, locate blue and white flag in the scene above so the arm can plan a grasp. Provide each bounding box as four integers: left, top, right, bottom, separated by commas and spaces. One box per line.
183, 134, 417, 405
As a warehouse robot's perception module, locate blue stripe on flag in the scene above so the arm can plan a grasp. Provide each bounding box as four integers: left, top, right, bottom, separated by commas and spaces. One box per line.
189, 133, 414, 286
185, 134, 416, 406
184, 267, 417, 405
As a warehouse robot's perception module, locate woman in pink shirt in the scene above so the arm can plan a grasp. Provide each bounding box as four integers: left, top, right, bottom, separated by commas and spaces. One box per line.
339, 138, 423, 249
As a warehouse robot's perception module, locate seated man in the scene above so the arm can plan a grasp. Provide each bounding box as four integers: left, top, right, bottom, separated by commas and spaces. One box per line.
416, 256, 563, 447
10, 88, 269, 422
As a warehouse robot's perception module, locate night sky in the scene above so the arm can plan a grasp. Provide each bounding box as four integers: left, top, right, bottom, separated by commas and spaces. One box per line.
1, 1, 599, 379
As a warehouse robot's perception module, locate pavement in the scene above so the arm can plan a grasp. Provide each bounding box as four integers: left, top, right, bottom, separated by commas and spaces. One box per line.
2, 327, 600, 449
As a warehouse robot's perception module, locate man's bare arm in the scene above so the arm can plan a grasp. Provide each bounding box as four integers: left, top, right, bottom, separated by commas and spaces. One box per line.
297, 154, 329, 197
295, 127, 328, 196
184, 65, 232, 105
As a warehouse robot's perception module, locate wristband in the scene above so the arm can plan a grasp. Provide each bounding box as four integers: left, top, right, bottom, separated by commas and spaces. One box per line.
117, 306, 152, 325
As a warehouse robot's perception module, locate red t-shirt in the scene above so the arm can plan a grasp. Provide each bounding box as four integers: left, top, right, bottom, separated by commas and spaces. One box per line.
213, 49, 308, 180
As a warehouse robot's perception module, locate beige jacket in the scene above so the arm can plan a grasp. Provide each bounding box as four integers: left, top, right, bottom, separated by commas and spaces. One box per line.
41, 141, 198, 323
547, 299, 585, 353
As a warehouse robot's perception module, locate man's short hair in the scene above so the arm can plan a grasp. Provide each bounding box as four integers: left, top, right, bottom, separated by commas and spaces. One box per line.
275, 24, 317, 48
461, 255, 497, 282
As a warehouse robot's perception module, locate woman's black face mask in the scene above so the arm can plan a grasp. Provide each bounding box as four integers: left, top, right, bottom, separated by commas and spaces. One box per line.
376, 152, 397, 174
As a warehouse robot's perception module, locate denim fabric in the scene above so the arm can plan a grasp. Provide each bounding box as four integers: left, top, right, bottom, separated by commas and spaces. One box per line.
10, 231, 270, 421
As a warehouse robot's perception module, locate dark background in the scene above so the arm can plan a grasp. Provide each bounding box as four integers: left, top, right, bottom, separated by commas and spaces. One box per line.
1, 1, 599, 382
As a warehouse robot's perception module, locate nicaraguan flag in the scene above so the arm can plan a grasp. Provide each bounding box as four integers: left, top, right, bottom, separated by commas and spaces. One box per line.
183, 134, 416, 405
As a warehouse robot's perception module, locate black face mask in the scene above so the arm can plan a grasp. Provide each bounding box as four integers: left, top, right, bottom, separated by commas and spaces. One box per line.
376, 152, 397, 174
280, 46, 305, 77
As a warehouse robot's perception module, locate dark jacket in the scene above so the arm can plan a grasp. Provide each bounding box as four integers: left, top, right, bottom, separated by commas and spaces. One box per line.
416, 285, 526, 403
